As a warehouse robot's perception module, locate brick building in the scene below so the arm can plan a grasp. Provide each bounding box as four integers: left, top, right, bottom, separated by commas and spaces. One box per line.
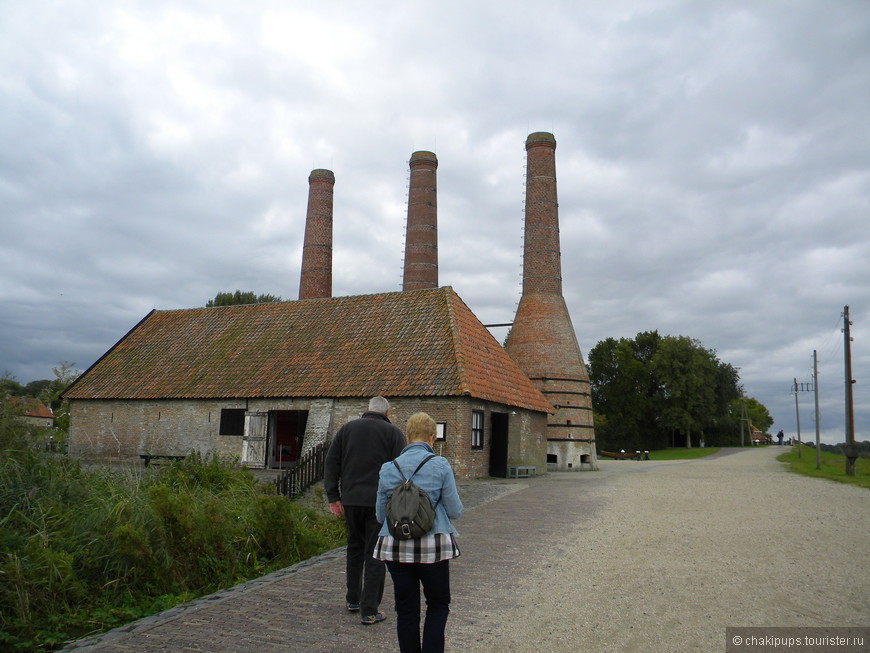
63, 287, 552, 478
8, 397, 55, 429
63, 132, 595, 477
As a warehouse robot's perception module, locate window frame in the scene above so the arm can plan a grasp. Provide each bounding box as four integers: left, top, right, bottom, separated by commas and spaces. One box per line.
471, 410, 484, 449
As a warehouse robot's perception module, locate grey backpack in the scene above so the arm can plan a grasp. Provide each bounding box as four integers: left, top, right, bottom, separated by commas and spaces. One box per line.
386, 455, 438, 540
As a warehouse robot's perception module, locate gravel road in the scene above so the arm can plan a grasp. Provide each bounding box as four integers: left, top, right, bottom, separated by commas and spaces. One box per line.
461, 446, 870, 652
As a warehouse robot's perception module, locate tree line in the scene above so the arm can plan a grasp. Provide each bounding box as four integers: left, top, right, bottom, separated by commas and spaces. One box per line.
805, 440, 870, 458
588, 331, 772, 452
205, 290, 282, 307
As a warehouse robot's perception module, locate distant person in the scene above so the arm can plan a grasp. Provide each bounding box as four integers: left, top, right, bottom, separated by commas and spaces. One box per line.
777, 430, 784, 445
374, 412, 463, 653
324, 396, 406, 625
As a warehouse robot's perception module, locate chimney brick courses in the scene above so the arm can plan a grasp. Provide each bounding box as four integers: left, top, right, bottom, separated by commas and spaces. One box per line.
522, 132, 562, 295
402, 151, 439, 291
298, 168, 334, 300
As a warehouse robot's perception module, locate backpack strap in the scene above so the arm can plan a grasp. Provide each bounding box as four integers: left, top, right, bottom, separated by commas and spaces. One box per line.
391, 459, 407, 481
392, 454, 435, 481
410, 454, 436, 479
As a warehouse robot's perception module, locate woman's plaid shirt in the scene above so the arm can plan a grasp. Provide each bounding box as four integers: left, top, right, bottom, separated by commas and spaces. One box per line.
373, 533, 461, 564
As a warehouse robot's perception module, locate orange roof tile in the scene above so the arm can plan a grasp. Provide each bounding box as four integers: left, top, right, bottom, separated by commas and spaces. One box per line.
8, 397, 54, 418
64, 287, 552, 413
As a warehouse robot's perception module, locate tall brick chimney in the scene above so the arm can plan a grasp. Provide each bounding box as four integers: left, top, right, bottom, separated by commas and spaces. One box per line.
402, 151, 438, 291
504, 132, 597, 469
298, 168, 334, 300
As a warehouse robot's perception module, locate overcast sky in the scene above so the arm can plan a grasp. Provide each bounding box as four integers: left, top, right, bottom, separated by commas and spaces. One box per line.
2, 1, 868, 444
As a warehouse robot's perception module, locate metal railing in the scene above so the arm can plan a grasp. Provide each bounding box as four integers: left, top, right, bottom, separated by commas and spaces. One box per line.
275, 441, 327, 500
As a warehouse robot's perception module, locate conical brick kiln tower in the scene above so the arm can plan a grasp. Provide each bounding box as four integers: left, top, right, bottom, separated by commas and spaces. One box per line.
504, 132, 597, 470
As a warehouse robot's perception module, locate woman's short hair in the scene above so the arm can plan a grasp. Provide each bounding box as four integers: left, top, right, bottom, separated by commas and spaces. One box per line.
405, 412, 436, 442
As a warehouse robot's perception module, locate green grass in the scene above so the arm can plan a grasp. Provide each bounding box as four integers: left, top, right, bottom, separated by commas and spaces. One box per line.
778, 443, 870, 489
645, 447, 722, 461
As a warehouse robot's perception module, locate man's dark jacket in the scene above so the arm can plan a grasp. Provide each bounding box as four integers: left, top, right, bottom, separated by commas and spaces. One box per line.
324, 411, 406, 507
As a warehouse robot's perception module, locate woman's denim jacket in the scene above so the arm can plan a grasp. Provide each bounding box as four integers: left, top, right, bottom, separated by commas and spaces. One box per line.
376, 441, 463, 536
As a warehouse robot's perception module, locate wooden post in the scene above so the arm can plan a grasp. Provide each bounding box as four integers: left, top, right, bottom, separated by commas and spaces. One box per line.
813, 350, 821, 471
794, 378, 802, 458
843, 306, 857, 476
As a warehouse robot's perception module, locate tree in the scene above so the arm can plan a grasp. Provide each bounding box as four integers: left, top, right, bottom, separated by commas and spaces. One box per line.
589, 332, 751, 451
24, 379, 53, 397
589, 331, 662, 451
653, 336, 721, 447
742, 396, 773, 434
0, 388, 34, 450
40, 362, 80, 435
206, 291, 282, 307
1, 371, 24, 397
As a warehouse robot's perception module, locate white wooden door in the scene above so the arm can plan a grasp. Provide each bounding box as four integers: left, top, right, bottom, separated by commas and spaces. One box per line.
241, 411, 268, 468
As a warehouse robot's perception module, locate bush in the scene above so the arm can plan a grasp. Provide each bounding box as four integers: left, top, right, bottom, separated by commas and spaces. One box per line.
0, 440, 345, 652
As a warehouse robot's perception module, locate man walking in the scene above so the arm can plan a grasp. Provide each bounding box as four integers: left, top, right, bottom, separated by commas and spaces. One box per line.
325, 396, 406, 625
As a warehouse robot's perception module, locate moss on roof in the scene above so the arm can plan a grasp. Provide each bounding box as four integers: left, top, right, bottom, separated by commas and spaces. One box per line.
64, 287, 552, 413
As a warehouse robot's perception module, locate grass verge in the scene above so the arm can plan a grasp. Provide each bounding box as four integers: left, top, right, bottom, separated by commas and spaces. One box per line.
777, 444, 870, 490
646, 447, 722, 461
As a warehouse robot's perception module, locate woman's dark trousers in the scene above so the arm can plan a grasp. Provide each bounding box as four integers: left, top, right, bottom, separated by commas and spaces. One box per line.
386, 560, 451, 653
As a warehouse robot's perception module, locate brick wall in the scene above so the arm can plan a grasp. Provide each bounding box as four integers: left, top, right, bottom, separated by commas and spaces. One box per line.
68, 395, 547, 478
68, 398, 248, 463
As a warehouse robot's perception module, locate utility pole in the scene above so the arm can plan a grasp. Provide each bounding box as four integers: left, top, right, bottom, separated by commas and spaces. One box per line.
739, 395, 747, 447
793, 378, 802, 458
843, 306, 857, 476
813, 350, 821, 470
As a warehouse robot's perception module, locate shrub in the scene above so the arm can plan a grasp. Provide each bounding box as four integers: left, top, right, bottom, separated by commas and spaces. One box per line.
0, 446, 345, 652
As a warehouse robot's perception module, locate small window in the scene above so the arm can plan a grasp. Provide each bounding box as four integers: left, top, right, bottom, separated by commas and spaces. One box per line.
471, 410, 484, 449
219, 408, 246, 435
436, 422, 446, 441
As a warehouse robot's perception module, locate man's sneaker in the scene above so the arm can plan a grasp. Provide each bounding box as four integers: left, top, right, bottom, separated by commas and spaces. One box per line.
346, 603, 360, 612
360, 612, 387, 625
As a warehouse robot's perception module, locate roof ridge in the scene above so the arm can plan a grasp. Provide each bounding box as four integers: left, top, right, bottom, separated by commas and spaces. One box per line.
153, 289, 423, 316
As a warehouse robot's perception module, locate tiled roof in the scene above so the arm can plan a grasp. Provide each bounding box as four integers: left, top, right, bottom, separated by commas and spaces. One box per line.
64, 287, 552, 413
8, 397, 54, 418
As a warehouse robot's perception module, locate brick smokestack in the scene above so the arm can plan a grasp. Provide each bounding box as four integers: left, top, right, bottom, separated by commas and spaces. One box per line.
521, 132, 563, 295
298, 169, 334, 300
505, 132, 596, 469
402, 151, 438, 291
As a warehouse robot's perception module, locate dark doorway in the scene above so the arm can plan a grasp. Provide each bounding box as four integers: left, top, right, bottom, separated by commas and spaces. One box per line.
489, 412, 509, 477
271, 410, 308, 468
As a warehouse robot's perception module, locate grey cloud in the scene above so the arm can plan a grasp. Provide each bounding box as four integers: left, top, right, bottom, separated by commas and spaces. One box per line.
1, 0, 867, 444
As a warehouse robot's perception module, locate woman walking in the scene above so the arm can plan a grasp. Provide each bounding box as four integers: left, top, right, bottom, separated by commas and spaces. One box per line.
374, 412, 463, 653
